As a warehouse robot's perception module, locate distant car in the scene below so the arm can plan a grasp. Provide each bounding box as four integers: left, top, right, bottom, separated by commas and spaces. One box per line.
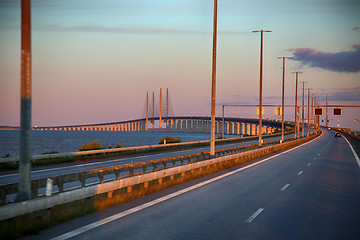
335, 132, 341, 137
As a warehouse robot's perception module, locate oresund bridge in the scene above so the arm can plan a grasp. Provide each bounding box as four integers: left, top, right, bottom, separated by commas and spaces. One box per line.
32, 116, 290, 136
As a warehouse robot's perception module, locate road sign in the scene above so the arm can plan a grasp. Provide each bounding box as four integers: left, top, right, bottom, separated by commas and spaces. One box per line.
274, 107, 282, 116
256, 107, 265, 115
333, 108, 342, 116
314, 108, 323, 116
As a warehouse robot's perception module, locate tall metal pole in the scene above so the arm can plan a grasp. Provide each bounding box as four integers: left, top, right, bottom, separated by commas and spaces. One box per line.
300, 81, 307, 137
210, 0, 218, 156
145, 92, 148, 131
16, 0, 32, 202
222, 105, 225, 139
152, 91, 155, 129
292, 72, 302, 138
277, 57, 290, 143
307, 88, 311, 136
311, 94, 314, 133
326, 94, 328, 128
253, 30, 271, 146
159, 88, 162, 129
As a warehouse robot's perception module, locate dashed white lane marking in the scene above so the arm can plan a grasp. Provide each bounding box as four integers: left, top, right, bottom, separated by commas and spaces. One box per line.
280, 184, 290, 191
307, 163, 311, 166
318, 153, 321, 156
298, 171, 303, 175
51, 132, 323, 239
313, 158, 316, 160
246, 208, 264, 223
343, 136, 360, 168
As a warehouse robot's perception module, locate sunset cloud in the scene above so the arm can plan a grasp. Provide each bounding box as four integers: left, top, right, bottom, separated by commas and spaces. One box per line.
288, 44, 360, 73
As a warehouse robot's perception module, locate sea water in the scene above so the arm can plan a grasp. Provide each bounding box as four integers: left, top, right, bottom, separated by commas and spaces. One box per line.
0, 130, 216, 158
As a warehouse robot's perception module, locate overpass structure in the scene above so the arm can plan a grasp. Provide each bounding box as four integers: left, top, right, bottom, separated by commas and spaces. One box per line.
32, 116, 291, 136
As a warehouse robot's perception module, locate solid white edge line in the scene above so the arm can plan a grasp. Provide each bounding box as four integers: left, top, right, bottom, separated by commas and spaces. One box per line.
51, 133, 323, 240
281, 184, 290, 191
246, 208, 264, 223
343, 136, 360, 168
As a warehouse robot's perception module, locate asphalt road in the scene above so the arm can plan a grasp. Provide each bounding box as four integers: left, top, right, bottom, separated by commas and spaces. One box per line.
23, 129, 360, 240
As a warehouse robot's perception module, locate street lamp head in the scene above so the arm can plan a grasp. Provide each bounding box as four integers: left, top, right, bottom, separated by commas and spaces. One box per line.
252, 30, 272, 33
277, 56, 291, 59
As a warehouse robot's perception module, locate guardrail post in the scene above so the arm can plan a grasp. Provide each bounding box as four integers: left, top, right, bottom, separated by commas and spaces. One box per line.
79, 173, 86, 187
97, 171, 104, 184
46, 178, 53, 196
114, 168, 120, 180
56, 177, 64, 193
141, 163, 147, 173
152, 162, 157, 171
128, 166, 134, 176
31, 181, 38, 198
0, 189, 5, 206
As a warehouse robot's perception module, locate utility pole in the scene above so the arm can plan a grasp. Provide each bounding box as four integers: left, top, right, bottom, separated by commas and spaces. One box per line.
210, 0, 218, 156
300, 81, 308, 137
292, 72, 302, 138
277, 57, 291, 143
16, 0, 32, 202
253, 29, 272, 146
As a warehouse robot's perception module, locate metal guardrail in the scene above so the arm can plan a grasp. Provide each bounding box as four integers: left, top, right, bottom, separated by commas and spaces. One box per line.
0, 132, 320, 221
0, 132, 287, 164
0, 135, 303, 206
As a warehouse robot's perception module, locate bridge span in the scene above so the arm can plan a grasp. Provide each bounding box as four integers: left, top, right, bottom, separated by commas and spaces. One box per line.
32, 116, 292, 136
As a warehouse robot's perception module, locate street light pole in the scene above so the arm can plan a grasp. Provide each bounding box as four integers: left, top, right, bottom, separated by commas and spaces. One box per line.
210, 0, 218, 156
307, 88, 312, 136
16, 0, 32, 202
300, 81, 308, 137
253, 30, 271, 146
222, 105, 225, 139
277, 57, 291, 143
292, 72, 302, 138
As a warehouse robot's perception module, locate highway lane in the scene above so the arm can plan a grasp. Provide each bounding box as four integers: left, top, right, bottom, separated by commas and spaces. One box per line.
23, 128, 360, 240
0, 132, 295, 185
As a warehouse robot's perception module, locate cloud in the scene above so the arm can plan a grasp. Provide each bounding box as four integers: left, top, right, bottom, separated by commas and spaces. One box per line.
288, 44, 360, 73
353, 26, 360, 31
328, 87, 360, 101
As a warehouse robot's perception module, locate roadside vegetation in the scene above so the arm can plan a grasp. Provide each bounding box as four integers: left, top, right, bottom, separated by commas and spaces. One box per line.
79, 140, 104, 151
159, 136, 181, 144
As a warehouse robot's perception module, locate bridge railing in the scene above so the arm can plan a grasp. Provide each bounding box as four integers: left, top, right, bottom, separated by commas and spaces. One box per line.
0, 133, 305, 206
